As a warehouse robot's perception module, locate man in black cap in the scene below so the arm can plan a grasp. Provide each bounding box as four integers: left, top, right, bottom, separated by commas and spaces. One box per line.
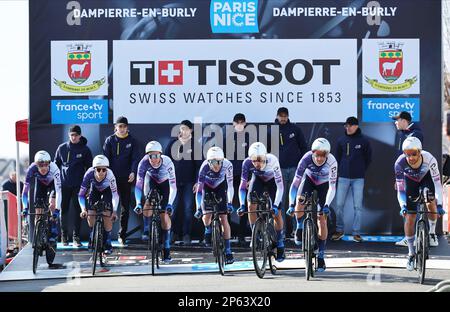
393, 111, 424, 155
223, 113, 251, 246
165, 120, 201, 245
392, 111, 424, 247
54, 125, 93, 247
103, 116, 140, 246
273, 107, 307, 238
332, 117, 372, 242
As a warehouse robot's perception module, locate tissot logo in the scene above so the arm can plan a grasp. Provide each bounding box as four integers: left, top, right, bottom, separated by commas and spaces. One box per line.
210, 0, 259, 33
159, 61, 183, 85
130, 61, 183, 85
130, 59, 340, 86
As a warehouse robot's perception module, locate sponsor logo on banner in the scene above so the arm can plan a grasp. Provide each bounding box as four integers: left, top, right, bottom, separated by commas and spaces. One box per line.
210, 0, 258, 33
362, 98, 420, 122
362, 39, 419, 94
51, 99, 108, 124
113, 39, 357, 123
51, 41, 108, 96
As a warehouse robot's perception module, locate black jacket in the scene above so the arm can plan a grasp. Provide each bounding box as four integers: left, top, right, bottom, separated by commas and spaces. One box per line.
54, 136, 93, 188
222, 125, 251, 177
165, 138, 202, 184
103, 133, 140, 179
335, 128, 372, 179
1, 179, 24, 196
273, 119, 307, 169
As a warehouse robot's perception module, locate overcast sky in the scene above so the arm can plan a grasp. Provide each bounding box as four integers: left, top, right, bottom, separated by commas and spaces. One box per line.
0, 0, 28, 159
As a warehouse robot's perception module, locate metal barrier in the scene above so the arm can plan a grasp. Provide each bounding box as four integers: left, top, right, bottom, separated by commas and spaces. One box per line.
0, 191, 23, 255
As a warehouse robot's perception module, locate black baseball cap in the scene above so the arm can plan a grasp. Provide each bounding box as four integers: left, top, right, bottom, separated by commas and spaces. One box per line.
277, 107, 289, 116
180, 120, 193, 129
392, 111, 412, 122
115, 116, 128, 125
69, 125, 81, 135
233, 113, 246, 123
344, 116, 359, 126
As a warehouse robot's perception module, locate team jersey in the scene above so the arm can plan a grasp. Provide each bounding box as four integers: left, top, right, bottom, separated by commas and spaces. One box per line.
22, 162, 62, 210
239, 153, 284, 207
289, 151, 338, 207
395, 150, 443, 207
195, 159, 234, 209
78, 167, 120, 212
135, 154, 177, 206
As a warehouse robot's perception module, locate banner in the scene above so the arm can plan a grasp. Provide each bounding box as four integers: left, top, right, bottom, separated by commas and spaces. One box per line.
29, 0, 442, 235
113, 39, 357, 123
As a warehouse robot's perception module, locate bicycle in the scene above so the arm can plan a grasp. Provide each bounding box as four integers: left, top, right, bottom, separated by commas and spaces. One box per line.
299, 191, 319, 281
410, 187, 439, 284
201, 192, 227, 276
90, 199, 112, 276
27, 199, 57, 274
244, 191, 277, 279
144, 188, 163, 276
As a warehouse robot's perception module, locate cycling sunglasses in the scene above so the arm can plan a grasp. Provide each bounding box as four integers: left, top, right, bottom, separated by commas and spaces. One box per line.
251, 157, 266, 163
149, 154, 161, 160
404, 151, 419, 157
96, 168, 107, 173
37, 162, 50, 168
208, 159, 223, 166
313, 150, 328, 157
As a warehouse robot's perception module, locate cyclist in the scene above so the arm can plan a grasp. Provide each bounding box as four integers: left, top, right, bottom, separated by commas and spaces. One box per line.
395, 137, 445, 271
22, 150, 62, 245
286, 138, 338, 272
194, 146, 235, 264
134, 141, 177, 263
78, 155, 119, 255
237, 142, 285, 262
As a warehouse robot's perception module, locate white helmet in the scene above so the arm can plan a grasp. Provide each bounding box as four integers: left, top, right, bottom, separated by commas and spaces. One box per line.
34, 150, 51, 163
145, 141, 163, 154
311, 138, 331, 153
402, 136, 422, 151
207, 146, 224, 160
248, 142, 267, 158
92, 155, 109, 168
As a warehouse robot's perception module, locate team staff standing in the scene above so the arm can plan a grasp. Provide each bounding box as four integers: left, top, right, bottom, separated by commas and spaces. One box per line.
332, 117, 372, 242
273, 107, 308, 238
54, 125, 92, 247
103, 116, 140, 246
166, 120, 200, 245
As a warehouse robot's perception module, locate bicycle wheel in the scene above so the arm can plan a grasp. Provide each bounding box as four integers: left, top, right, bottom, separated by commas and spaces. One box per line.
417, 221, 427, 284
151, 221, 158, 275
267, 222, 277, 275
252, 218, 268, 279
32, 220, 44, 274
213, 219, 225, 276
92, 221, 102, 275
304, 218, 314, 280
45, 219, 56, 265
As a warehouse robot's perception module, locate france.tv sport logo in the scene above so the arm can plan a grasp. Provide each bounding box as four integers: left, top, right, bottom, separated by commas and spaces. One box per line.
210, 0, 258, 33
51, 99, 108, 124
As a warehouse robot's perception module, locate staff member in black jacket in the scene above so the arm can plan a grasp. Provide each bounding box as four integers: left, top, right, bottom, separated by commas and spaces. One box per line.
274, 107, 307, 237
166, 120, 201, 245
223, 113, 251, 246
332, 117, 372, 242
103, 116, 140, 246
54, 125, 93, 247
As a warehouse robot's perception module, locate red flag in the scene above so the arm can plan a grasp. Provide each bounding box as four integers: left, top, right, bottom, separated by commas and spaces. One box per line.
15, 119, 29, 144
